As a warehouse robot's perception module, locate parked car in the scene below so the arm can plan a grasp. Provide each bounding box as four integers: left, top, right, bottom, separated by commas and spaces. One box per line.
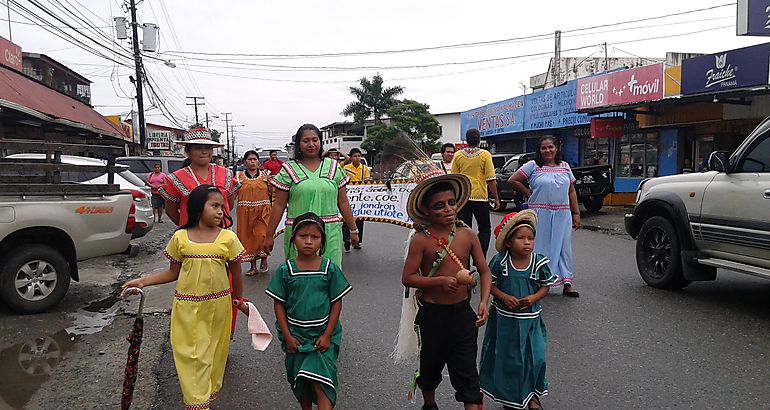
491, 153, 534, 211
491, 153, 614, 212
7, 154, 154, 239
1, 141, 135, 314
116, 156, 186, 183
490, 153, 516, 170
625, 116, 770, 289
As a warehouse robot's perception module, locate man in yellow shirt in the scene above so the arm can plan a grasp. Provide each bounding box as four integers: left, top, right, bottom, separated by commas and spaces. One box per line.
451, 128, 500, 255
343, 148, 369, 252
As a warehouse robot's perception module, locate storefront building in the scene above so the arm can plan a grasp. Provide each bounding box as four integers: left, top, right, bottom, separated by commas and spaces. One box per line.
578, 43, 770, 204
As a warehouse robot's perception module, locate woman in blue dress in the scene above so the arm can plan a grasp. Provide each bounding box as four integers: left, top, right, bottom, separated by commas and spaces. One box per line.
508, 136, 582, 297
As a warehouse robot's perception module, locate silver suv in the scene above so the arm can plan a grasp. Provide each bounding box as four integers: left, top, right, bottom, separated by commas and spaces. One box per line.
625, 116, 770, 289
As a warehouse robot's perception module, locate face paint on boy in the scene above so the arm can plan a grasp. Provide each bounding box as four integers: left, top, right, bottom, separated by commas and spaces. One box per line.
427, 190, 458, 226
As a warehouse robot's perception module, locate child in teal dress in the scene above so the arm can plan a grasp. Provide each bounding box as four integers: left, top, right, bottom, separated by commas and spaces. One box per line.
265, 212, 352, 409
479, 210, 558, 410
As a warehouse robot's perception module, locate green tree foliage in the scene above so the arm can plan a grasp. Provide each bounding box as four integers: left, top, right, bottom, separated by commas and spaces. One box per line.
342, 74, 404, 126
387, 99, 441, 153
361, 124, 398, 154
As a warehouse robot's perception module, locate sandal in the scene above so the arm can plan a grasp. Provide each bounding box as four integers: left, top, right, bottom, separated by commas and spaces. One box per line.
259, 263, 269, 274
245, 267, 258, 276
563, 285, 580, 298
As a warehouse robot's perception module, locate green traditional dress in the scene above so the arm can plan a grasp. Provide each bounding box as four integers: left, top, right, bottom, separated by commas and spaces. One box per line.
479, 252, 558, 409
270, 158, 349, 267
265, 257, 352, 406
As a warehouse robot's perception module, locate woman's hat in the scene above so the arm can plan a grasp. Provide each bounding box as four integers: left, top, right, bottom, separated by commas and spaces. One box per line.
174, 127, 224, 147
406, 166, 471, 227
493, 210, 538, 253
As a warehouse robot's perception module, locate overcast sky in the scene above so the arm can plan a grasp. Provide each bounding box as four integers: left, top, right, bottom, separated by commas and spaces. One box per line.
4, 0, 767, 150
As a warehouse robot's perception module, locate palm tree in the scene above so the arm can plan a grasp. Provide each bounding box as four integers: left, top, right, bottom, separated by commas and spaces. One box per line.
342, 74, 404, 126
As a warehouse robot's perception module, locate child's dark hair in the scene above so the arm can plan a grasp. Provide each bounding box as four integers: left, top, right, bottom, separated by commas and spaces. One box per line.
290, 212, 326, 254
292, 124, 324, 160
421, 181, 456, 210
182, 185, 229, 229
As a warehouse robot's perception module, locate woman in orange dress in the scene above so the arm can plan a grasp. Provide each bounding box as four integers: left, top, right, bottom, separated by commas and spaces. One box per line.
235, 150, 273, 275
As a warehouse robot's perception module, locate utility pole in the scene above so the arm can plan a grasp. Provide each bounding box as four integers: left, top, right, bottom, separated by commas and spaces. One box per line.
186, 96, 205, 126
129, 0, 147, 151
6, 2, 12, 42
204, 112, 218, 129
603, 42, 608, 72
552, 30, 561, 87
229, 125, 237, 163
222, 112, 232, 164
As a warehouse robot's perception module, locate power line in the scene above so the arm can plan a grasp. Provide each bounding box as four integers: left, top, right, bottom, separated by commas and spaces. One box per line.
164, 3, 734, 59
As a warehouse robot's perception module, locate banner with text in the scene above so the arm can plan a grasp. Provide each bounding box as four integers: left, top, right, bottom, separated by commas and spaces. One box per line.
524, 81, 590, 131
460, 96, 525, 138
576, 63, 664, 110
274, 179, 416, 236
681, 43, 770, 95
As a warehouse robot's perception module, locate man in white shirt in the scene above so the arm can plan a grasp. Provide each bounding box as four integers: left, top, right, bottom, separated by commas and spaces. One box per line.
440, 143, 455, 173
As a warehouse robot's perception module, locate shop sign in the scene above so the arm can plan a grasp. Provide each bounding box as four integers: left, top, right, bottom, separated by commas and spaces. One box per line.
460, 96, 525, 138
524, 81, 590, 131
681, 43, 770, 95
577, 64, 664, 110
0, 36, 22, 71
590, 117, 624, 138
737, 0, 770, 36
148, 130, 172, 150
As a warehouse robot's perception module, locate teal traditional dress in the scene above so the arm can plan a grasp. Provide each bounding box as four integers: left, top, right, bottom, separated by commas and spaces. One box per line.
270, 159, 350, 267
479, 252, 558, 409
265, 257, 352, 406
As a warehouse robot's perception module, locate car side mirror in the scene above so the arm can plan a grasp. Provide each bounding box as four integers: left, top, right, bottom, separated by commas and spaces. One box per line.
708, 151, 730, 172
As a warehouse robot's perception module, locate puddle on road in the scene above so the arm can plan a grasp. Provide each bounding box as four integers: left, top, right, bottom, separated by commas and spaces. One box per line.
0, 330, 76, 409
65, 293, 122, 336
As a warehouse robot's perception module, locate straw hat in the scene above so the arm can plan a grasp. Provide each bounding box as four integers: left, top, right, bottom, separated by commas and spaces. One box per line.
493, 210, 538, 253
174, 127, 224, 146
406, 167, 471, 227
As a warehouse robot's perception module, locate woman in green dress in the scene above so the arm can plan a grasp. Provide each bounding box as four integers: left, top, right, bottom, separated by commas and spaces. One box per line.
263, 124, 359, 267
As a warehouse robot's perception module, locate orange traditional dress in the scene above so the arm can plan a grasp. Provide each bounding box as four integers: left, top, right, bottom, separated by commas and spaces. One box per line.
236, 170, 272, 262
164, 229, 245, 409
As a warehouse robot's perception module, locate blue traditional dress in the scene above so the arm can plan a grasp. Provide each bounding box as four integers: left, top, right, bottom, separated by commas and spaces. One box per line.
265, 257, 352, 407
479, 251, 558, 409
515, 160, 576, 287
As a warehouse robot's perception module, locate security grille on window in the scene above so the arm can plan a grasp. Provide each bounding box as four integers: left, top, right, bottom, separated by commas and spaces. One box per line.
617, 133, 658, 178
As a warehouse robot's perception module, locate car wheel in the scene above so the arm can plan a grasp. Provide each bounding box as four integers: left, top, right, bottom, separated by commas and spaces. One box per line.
635, 216, 691, 289
583, 196, 604, 213
0, 245, 71, 314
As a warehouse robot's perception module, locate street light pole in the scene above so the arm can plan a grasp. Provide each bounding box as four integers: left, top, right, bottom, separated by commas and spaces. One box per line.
222, 112, 232, 164
128, 0, 146, 151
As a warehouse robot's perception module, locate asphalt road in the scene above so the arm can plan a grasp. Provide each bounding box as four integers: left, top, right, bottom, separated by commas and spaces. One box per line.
153, 214, 770, 409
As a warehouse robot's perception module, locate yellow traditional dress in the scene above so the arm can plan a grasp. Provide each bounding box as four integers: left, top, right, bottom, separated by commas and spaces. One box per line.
164, 229, 245, 410
236, 170, 272, 262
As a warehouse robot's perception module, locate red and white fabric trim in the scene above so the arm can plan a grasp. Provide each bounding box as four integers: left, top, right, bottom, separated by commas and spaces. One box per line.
285, 215, 343, 226
175, 288, 230, 302
163, 250, 181, 263
527, 203, 571, 211
270, 178, 291, 191
327, 158, 338, 180
515, 168, 529, 180
282, 162, 301, 184
238, 200, 271, 207
337, 176, 350, 189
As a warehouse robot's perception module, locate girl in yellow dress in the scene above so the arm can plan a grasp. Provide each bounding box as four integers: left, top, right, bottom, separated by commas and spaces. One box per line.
122, 184, 248, 410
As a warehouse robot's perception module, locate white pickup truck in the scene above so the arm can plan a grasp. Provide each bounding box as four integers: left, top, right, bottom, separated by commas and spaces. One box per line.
625, 116, 770, 289
0, 139, 135, 314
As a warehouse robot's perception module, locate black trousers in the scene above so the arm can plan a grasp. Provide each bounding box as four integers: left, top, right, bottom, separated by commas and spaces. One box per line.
342, 219, 365, 249
415, 300, 483, 404
458, 200, 492, 256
